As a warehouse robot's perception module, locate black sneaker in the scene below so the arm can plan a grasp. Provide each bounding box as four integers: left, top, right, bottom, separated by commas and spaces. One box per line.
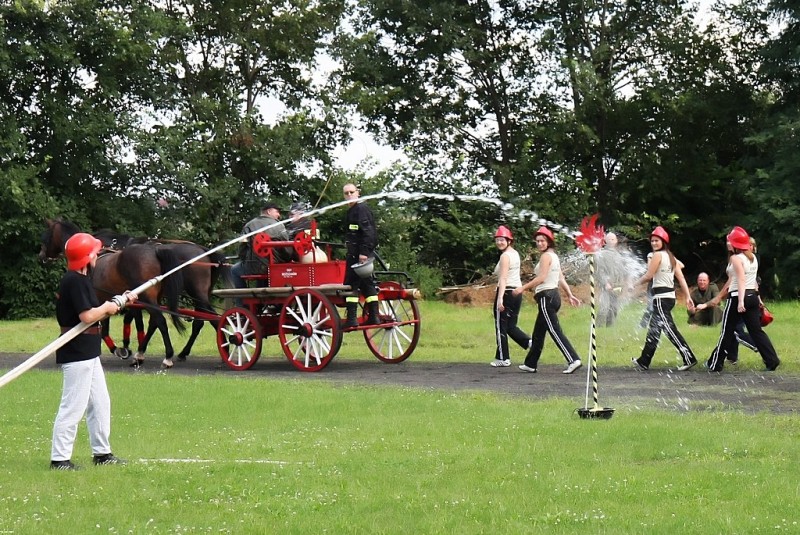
51, 460, 80, 471
631, 358, 648, 371
93, 453, 127, 466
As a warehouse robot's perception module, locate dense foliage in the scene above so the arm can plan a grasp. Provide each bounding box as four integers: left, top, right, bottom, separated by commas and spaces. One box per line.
1, 0, 798, 317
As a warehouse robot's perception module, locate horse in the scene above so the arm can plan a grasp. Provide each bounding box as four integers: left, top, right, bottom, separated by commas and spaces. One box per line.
130, 239, 229, 365
40, 218, 186, 368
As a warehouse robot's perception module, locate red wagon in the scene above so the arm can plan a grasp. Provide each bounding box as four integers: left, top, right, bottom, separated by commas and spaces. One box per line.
211, 225, 422, 372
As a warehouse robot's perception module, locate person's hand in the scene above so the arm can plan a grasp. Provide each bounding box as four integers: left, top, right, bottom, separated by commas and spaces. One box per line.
696, 303, 706, 311
124, 290, 138, 304
497, 303, 505, 313
358, 254, 368, 263
511, 287, 523, 297
738, 302, 746, 313
568, 295, 580, 306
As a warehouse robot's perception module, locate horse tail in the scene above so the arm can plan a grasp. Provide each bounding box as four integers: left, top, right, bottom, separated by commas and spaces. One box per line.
156, 247, 187, 334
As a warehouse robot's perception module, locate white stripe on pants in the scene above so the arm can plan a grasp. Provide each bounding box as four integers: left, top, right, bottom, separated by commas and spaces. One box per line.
51, 357, 112, 461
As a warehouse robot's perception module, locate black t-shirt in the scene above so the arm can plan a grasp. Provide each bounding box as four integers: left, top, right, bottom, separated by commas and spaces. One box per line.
56, 270, 101, 364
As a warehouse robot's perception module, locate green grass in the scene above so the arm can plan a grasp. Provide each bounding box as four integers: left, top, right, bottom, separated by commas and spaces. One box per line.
0, 300, 798, 533
2, 299, 795, 371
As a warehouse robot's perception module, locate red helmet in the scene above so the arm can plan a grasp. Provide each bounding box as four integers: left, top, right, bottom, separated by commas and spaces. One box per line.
727, 226, 750, 250
534, 226, 555, 244
494, 225, 513, 241
651, 226, 670, 244
65, 233, 102, 270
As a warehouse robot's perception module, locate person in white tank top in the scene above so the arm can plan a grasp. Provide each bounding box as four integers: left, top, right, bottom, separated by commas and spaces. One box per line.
705, 227, 780, 372
490, 226, 531, 367
511, 226, 583, 374
631, 226, 697, 371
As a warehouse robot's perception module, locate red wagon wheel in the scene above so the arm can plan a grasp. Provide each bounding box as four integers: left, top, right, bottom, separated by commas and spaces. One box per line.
278, 288, 341, 372
217, 307, 262, 371
363, 297, 421, 363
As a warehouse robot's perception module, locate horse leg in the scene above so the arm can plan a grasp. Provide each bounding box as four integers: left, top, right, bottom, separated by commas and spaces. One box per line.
153, 311, 177, 369
132, 312, 161, 368
176, 319, 204, 361
100, 317, 120, 356
116, 310, 138, 360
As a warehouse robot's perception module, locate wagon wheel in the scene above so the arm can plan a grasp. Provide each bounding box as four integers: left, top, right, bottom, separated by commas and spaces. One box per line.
217, 307, 262, 371
363, 298, 421, 363
278, 288, 341, 372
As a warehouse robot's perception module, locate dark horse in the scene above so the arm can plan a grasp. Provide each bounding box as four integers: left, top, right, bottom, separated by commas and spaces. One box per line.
40, 218, 187, 367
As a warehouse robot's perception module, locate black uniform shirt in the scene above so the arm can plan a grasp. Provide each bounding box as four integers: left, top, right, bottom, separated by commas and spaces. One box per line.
56, 270, 101, 364
345, 202, 377, 258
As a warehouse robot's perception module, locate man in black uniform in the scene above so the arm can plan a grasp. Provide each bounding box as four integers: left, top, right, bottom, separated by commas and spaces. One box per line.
342, 183, 379, 327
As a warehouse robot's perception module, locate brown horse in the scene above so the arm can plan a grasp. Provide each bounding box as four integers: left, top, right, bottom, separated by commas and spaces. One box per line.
40, 218, 186, 367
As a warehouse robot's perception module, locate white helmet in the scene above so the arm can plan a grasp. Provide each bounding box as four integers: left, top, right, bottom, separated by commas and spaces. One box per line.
351, 257, 374, 278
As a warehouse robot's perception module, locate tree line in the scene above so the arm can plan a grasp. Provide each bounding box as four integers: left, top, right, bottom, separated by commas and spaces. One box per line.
1, 0, 798, 318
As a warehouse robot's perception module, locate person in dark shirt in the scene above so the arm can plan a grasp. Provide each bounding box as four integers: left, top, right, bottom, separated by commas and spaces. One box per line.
51, 233, 136, 470
342, 183, 380, 327
687, 272, 722, 325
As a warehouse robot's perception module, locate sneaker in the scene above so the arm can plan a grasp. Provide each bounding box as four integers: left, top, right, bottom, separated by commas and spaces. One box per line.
518, 364, 537, 373
727, 358, 739, 365
766, 360, 781, 371
490, 359, 511, 367
677, 360, 697, 372
563, 359, 582, 374
631, 358, 648, 371
93, 453, 127, 466
50, 460, 80, 471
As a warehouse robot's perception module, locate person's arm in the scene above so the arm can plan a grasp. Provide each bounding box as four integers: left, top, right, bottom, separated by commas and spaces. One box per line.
358, 206, 378, 260
675, 262, 694, 309
78, 291, 137, 324
634, 253, 661, 287
559, 271, 581, 306
512, 252, 551, 296
731, 256, 746, 312
496, 253, 510, 312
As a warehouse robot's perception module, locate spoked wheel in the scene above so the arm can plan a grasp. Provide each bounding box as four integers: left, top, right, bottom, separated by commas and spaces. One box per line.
217, 307, 262, 371
363, 298, 421, 363
278, 288, 341, 372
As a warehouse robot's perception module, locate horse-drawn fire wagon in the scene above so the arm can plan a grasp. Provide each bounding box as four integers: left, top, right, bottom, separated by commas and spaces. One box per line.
210, 223, 422, 372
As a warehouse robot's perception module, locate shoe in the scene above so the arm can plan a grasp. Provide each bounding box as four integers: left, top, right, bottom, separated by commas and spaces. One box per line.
677, 360, 697, 372
518, 364, 537, 373
50, 460, 80, 471
490, 359, 511, 367
766, 360, 781, 371
631, 358, 648, 371
727, 358, 739, 365
93, 453, 127, 466
563, 360, 582, 374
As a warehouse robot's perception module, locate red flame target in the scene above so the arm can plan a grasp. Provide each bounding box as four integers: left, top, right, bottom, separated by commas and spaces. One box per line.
575, 214, 605, 253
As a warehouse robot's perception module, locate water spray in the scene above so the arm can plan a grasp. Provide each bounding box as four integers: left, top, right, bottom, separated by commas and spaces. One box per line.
574, 214, 615, 420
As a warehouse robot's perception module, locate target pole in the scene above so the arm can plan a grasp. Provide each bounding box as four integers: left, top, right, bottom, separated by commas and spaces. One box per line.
584, 252, 599, 409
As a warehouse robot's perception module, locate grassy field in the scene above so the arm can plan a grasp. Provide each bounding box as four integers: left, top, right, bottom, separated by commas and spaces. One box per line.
0, 298, 796, 371
0, 299, 798, 533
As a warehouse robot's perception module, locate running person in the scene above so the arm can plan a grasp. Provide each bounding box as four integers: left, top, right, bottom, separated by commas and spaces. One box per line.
705, 227, 780, 372
631, 226, 697, 371
512, 226, 582, 374
490, 226, 531, 367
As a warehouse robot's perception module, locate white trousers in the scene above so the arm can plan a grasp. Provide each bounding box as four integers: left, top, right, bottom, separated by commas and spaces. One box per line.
51, 357, 112, 461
